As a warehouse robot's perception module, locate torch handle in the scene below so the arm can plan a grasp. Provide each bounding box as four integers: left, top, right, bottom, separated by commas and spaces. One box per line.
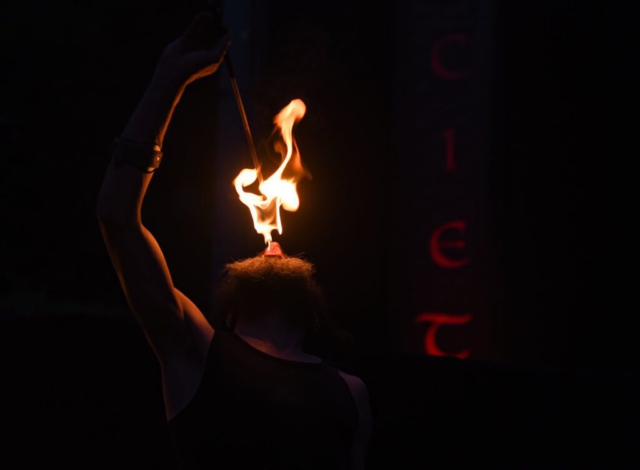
224, 54, 263, 182
203, 2, 262, 182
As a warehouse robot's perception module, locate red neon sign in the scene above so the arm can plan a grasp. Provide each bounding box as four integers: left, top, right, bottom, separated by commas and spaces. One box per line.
415, 313, 473, 358
443, 127, 456, 171
429, 219, 470, 268
430, 33, 468, 80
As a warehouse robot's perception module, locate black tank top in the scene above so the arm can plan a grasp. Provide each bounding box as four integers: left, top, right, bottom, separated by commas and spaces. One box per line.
168, 331, 358, 469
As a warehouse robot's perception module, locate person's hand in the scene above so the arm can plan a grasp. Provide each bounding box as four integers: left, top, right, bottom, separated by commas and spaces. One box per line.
155, 12, 231, 87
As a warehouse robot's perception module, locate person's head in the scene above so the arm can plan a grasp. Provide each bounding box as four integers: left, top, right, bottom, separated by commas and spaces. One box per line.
214, 254, 326, 336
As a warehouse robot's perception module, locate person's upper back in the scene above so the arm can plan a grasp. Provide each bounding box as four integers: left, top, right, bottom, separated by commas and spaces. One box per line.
169, 330, 358, 469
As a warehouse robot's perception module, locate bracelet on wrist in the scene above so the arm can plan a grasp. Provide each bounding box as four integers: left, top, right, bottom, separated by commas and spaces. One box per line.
110, 137, 163, 173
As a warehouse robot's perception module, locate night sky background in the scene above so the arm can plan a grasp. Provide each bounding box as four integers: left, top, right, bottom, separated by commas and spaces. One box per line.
1, 0, 638, 468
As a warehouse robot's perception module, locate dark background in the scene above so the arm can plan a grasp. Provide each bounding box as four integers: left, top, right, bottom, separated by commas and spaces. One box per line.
1, 0, 638, 468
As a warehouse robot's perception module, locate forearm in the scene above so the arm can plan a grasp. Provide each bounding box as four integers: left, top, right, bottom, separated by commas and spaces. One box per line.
98, 17, 229, 224
97, 70, 185, 226
121, 69, 186, 148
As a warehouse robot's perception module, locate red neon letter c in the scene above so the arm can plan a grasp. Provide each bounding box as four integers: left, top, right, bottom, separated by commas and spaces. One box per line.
431, 33, 468, 80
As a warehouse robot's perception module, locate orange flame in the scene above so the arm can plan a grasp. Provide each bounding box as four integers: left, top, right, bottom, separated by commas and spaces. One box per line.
233, 99, 308, 245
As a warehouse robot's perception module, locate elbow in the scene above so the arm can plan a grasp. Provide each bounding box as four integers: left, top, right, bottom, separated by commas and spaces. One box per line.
95, 200, 110, 226
96, 175, 142, 233
96, 198, 117, 228
96, 201, 139, 233
96, 201, 115, 225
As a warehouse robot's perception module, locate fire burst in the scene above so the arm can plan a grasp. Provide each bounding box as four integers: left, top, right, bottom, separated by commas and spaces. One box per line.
233, 99, 309, 246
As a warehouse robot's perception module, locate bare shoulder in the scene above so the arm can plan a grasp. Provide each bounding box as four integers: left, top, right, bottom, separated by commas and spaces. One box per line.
161, 290, 215, 421
338, 371, 368, 397
338, 370, 371, 421
174, 288, 214, 360
338, 369, 372, 469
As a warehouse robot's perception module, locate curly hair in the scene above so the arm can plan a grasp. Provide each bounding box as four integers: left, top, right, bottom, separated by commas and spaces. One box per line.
213, 256, 327, 335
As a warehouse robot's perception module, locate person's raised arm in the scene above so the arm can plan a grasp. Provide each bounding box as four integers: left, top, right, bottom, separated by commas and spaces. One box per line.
97, 13, 230, 364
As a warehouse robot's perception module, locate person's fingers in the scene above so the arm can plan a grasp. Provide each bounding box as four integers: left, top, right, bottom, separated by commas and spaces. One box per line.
183, 11, 225, 49
193, 34, 231, 69
184, 12, 214, 37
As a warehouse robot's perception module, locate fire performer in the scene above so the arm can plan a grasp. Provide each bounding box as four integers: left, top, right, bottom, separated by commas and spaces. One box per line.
97, 13, 370, 470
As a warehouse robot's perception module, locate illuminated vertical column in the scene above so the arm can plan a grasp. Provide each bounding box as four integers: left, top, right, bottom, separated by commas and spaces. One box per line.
389, 0, 498, 359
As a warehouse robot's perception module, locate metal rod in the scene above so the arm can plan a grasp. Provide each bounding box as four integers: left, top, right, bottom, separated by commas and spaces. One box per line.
224, 54, 263, 183
203, 2, 262, 181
